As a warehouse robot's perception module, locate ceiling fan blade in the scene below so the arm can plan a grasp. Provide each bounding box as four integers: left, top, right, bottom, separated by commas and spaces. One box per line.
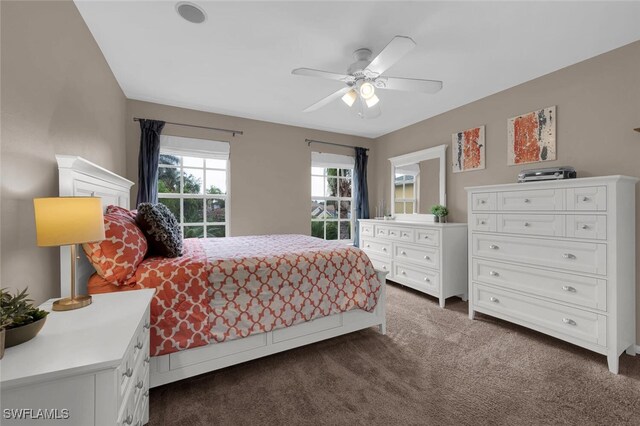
365, 36, 416, 77
303, 87, 351, 112
292, 68, 353, 82
377, 76, 443, 94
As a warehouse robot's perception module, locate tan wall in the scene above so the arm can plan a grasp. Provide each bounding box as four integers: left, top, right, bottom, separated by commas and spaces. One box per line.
0, 0, 127, 304
372, 40, 640, 342
126, 100, 374, 237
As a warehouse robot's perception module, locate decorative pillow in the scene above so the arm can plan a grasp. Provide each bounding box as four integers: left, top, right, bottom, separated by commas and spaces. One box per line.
82, 211, 148, 285
135, 203, 183, 258
106, 205, 137, 221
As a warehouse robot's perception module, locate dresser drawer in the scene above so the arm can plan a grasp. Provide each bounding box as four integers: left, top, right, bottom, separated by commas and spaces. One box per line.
472, 259, 607, 310
472, 234, 607, 275
566, 215, 607, 240
394, 262, 439, 294
472, 192, 496, 211
360, 223, 374, 237
415, 229, 440, 246
566, 186, 607, 211
470, 213, 496, 232
497, 189, 565, 211
473, 283, 607, 347
366, 253, 391, 274
395, 243, 439, 270
361, 238, 391, 257
497, 214, 565, 237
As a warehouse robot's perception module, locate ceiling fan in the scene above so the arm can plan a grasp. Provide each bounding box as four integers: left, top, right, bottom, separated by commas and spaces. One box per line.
292, 35, 443, 119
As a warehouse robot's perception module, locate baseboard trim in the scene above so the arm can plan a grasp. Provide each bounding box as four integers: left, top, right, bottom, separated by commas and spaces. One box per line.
636, 345, 640, 354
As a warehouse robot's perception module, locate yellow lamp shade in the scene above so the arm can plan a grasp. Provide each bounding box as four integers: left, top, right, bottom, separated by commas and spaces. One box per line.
34, 197, 105, 247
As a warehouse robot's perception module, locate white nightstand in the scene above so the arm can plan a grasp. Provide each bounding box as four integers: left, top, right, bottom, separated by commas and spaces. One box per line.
0, 289, 154, 426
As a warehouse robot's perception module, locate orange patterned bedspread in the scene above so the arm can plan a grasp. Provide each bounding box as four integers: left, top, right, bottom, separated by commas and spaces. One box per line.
89, 235, 381, 356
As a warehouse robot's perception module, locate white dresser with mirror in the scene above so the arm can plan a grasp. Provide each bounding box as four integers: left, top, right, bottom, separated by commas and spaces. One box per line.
361, 144, 468, 307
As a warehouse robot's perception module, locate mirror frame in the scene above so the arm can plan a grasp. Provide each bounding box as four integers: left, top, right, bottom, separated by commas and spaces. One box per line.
389, 144, 447, 220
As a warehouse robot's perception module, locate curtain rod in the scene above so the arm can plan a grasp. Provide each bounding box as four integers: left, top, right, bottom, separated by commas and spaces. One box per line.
133, 117, 243, 137
306, 139, 369, 152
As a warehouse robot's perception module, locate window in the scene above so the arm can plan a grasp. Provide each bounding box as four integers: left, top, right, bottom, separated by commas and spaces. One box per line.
394, 173, 416, 214
311, 153, 354, 242
157, 135, 229, 239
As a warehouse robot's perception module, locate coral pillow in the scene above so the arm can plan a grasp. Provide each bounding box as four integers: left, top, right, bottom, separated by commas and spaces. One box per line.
106, 205, 137, 221
136, 203, 183, 258
82, 211, 148, 285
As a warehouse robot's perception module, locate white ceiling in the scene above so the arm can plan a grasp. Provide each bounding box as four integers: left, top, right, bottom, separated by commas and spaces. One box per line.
74, 1, 640, 138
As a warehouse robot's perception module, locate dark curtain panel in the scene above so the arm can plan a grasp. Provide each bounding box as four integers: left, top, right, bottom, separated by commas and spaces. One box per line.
353, 147, 370, 247
136, 119, 166, 206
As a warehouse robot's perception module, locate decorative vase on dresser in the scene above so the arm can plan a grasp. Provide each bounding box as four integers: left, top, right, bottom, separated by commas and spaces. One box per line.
466, 175, 638, 373
359, 219, 468, 307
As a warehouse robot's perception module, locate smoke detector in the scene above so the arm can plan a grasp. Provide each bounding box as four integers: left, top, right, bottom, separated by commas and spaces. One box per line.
176, 2, 206, 24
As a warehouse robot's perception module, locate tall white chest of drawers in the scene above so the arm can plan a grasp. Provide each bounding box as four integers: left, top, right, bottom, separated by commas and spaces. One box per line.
359, 219, 468, 307
466, 176, 638, 373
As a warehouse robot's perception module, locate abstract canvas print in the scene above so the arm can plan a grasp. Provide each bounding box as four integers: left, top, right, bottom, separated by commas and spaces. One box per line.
452, 125, 485, 173
508, 106, 556, 165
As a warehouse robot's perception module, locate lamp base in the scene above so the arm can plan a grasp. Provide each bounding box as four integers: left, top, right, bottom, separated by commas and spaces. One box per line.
52, 295, 92, 311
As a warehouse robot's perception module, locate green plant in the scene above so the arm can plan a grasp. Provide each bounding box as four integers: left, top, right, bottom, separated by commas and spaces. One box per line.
430, 204, 449, 217
0, 287, 48, 330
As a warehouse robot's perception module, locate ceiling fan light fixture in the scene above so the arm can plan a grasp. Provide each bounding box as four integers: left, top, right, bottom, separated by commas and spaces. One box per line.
341, 89, 357, 107
359, 81, 375, 100
365, 94, 379, 108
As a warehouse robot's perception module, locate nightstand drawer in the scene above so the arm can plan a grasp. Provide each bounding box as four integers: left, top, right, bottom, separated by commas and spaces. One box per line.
118, 306, 150, 408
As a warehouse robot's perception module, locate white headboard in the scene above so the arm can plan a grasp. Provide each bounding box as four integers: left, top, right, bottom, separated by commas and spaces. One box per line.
57, 155, 134, 297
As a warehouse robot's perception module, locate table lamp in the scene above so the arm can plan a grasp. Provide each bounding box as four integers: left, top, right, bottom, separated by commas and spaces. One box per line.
33, 197, 105, 311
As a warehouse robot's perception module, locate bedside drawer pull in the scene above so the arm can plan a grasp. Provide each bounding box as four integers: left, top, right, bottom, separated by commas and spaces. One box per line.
562, 285, 576, 292
379, 230, 384, 234
489, 244, 499, 250
366, 244, 370, 248
524, 198, 531, 203
480, 220, 486, 225
144, 322, 151, 330
122, 367, 133, 378
144, 390, 150, 398
135, 341, 144, 350
390, 232, 396, 236
489, 271, 499, 277
423, 235, 429, 239
489, 297, 499, 303
403, 233, 409, 237
382, 265, 387, 270
563, 253, 576, 260
382, 247, 387, 252
136, 380, 144, 389
400, 251, 407, 255
582, 196, 590, 202
423, 255, 430, 260
144, 356, 151, 364
401, 270, 406, 275
562, 318, 577, 326
124, 415, 133, 425
581, 224, 589, 230
524, 222, 530, 227
480, 200, 486, 204
423, 277, 430, 282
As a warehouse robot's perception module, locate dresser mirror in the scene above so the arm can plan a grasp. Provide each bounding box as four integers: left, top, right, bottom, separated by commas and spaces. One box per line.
389, 144, 447, 220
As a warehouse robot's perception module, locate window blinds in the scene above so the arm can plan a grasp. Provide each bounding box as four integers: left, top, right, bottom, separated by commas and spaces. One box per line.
311, 152, 355, 169
160, 135, 230, 160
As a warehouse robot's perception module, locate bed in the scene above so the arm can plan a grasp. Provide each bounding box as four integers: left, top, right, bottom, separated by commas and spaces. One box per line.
57, 155, 387, 387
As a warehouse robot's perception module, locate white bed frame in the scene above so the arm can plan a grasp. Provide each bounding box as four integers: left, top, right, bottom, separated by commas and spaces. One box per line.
57, 155, 388, 388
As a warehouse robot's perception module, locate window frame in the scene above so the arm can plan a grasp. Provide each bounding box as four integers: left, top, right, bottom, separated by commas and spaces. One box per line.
157, 151, 230, 239
311, 164, 355, 243
394, 174, 417, 214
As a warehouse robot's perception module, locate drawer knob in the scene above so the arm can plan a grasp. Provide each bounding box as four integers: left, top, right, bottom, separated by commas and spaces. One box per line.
480, 200, 486, 204
489, 271, 499, 277
489, 297, 499, 303
562, 285, 576, 292
124, 415, 133, 425
563, 253, 576, 260
144, 322, 151, 330
401, 270, 406, 275
123, 367, 133, 378
379, 230, 384, 234
524, 222, 530, 227
401, 251, 407, 255
144, 356, 151, 364
423, 277, 430, 282
136, 380, 144, 389
524, 198, 531, 203
480, 220, 486, 225
582, 196, 590, 202
424, 235, 429, 239
581, 224, 589, 230
135, 341, 144, 350
423, 255, 430, 260
489, 244, 499, 250
382, 265, 387, 270
391, 232, 396, 236
382, 247, 387, 252
403, 233, 408, 237
144, 390, 150, 398
366, 244, 370, 248
562, 318, 577, 326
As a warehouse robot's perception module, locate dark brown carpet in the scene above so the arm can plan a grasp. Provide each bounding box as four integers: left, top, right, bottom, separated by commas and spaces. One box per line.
149, 283, 640, 425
